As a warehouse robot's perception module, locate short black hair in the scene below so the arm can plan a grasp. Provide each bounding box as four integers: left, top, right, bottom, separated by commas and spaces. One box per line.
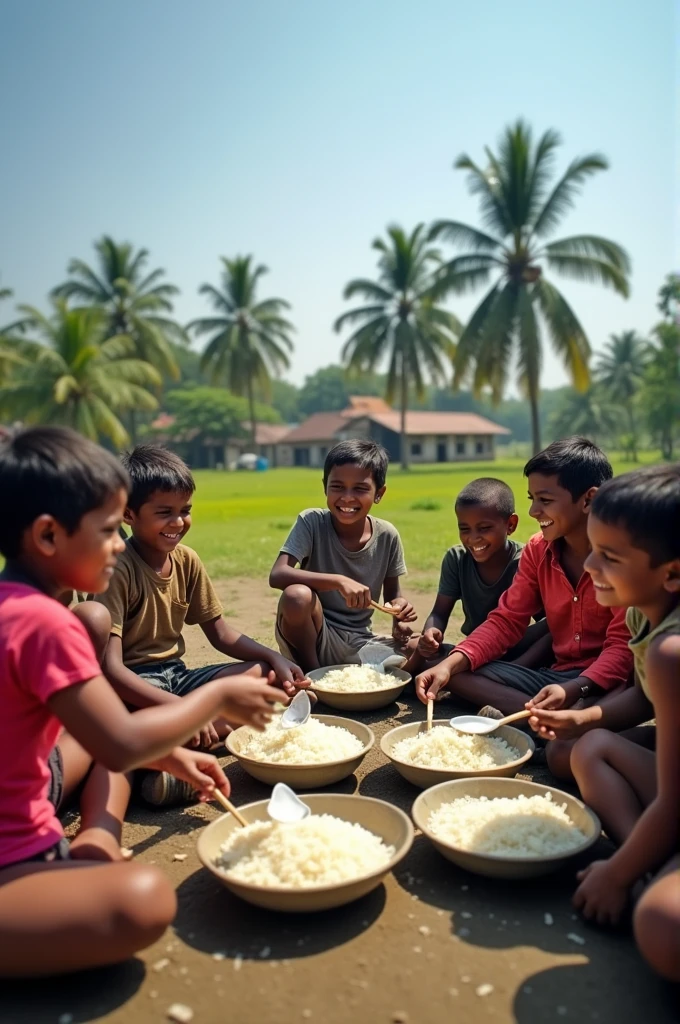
122, 444, 195, 512
323, 439, 389, 491
455, 477, 515, 519
591, 464, 680, 566
0, 426, 129, 560
524, 436, 613, 500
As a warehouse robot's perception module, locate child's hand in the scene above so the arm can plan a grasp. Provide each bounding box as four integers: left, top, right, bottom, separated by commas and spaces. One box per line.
415, 663, 451, 703
336, 576, 372, 609
417, 628, 443, 658
387, 598, 418, 623
526, 706, 596, 741
188, 721, 221, 750
219, 672, 286, 730
152, 747, 231, 802
526, 683, 569, 711
268, 653, 310, 696
573, 861, 630, 926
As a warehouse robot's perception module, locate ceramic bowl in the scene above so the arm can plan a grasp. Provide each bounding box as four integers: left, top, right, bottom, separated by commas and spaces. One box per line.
412, 776, 600, 879
197, 793, 414, 911
307, 665, 411, 711
380, 720, 534, 789
226, 715, 374, 789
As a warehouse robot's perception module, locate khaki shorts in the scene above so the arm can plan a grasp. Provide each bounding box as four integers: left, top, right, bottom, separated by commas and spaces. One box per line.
275, 612, 398, 668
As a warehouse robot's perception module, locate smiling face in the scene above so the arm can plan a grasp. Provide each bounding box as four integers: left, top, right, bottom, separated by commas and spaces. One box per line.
124, 488, 193, 553
28, 486, 128, 595
585, 514, 680, 611
527, 472, 593, 543
455, 503, 517, 563
325, 463, 384, 526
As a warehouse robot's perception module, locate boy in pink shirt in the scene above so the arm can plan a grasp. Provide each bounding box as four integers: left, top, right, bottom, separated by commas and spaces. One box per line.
0, 426, 284, 977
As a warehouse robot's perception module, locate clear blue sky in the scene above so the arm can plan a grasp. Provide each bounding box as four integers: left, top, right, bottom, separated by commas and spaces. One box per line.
0, 0, 676, 390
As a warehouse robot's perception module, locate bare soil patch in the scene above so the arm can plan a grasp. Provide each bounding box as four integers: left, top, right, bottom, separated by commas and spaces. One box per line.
5, 577, 676, 1024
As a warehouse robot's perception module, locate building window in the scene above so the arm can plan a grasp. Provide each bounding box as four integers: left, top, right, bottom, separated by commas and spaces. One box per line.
294, 447, 310, 467
411, 442, 422, 456
456, 439, 466, 455
320, 447, 328, 460
475, 438, 485, 455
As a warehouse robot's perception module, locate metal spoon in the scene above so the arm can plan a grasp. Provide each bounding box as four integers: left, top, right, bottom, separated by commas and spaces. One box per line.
280, 689, 311, 730
449, 709, 532, 735
267, 783, 311, 823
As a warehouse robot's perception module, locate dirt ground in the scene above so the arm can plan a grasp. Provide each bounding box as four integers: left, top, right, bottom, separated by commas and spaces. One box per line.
4, 579, 677, 1024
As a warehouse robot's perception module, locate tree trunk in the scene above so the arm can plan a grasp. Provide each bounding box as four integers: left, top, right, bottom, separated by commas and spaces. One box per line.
246, 373, 257, 450
529, 387, 541, 454
400, 356, 409, 470
628, 401, 638, 461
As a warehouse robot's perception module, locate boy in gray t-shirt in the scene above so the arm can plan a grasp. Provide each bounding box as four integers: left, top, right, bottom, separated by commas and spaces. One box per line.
403, 478, 548, 674
269, 440, 416, 670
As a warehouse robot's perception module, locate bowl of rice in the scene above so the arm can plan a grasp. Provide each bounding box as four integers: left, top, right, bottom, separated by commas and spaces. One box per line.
412, 777, 600, 879
307, 664, 412, 711
380, 720, 534, 789
198, 793, 414, 911
226, 714, 374, 789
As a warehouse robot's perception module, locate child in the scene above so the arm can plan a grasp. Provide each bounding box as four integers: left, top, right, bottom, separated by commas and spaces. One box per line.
0, 426, 283, 976
93, 445, 307, 751
416, 438, 633, 741
269, 439, 416, 671
530, 465, 680, 981
403, 478, 549, 675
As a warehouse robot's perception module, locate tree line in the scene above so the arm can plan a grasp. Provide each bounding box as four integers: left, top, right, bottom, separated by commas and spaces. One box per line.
1, 119, 678, 463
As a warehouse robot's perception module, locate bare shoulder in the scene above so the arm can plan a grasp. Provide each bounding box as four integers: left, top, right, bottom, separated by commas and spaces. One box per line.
646, 631, 680, 688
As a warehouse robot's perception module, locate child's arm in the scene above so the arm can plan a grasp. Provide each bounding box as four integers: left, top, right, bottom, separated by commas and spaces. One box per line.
573, 636, 680, 924
415, 543, 542, 702
270, 553, 373, 608
510, 622, 552, 668
526, 684, 652, 741
417, 595, 456, 658
103, 636, 219, 748
50, 670, 285, 774
200, 615, 308, 692
382, 576, 417, 644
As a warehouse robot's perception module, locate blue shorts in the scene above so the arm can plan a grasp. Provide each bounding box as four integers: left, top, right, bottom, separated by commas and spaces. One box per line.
131, 658, 226, 696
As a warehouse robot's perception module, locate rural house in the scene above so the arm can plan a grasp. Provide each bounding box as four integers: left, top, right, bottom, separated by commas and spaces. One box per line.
275, 397, 510, 467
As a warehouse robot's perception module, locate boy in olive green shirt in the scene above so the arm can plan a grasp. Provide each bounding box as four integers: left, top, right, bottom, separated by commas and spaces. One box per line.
95, 446, 306, 743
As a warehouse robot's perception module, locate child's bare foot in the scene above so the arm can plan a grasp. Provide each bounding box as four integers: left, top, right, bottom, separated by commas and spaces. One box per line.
70, 827, 128, 862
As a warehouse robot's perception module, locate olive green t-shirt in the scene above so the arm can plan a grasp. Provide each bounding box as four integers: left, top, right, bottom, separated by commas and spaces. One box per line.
96, 540, 222, 667
437, 540, 524, 635
626, 603, 680, 702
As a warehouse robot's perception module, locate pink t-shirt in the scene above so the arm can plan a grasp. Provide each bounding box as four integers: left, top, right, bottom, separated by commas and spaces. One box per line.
0, 582, 100, 867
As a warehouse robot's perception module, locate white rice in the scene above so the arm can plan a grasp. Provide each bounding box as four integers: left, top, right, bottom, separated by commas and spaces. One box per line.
216, 814, 394, 886
315, 665, 399, 692
391, 726, 520, 771
237, 716, 364, 764
428, 793, 587, 857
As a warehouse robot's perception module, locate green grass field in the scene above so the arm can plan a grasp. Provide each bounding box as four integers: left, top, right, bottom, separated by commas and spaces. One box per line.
186, 454, 659, 586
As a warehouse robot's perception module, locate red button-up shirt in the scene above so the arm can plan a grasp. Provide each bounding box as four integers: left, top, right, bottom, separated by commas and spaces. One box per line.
456, 533, 633, 690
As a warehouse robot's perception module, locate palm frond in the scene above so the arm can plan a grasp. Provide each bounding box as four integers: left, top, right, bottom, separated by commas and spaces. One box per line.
544, 253, 629, 298
544, 234, 631, 273
534, 279, 590, 391
427, 219, 501, 251
531, 155, 608, 237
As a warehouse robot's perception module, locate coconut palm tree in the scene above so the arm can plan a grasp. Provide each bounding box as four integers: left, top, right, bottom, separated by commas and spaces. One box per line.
429, 120, 630, 452
0, 300, 161, 448
335, 224, 461, 469
52, 236, 183, 378
188, 255, 294, 446
595, 331, 646, 459
548, 387, 618, 445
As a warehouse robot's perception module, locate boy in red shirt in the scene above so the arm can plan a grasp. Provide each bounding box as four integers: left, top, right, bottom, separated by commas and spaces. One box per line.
416, 437, 633, 775
0, 426, 283, 977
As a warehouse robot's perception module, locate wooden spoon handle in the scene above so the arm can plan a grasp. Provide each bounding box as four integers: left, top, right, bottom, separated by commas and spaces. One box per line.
497, 709, 532, 727
370, 600, 400, 617
426, 698, 434, 732
213, 789, 249, 827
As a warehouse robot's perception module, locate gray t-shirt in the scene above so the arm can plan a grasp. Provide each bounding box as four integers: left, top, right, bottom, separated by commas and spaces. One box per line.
280, 508, 407, 635
438, 540, 523, 636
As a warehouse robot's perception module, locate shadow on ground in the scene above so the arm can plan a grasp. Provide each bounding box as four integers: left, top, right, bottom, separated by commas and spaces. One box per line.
2, 959, 145, 1023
